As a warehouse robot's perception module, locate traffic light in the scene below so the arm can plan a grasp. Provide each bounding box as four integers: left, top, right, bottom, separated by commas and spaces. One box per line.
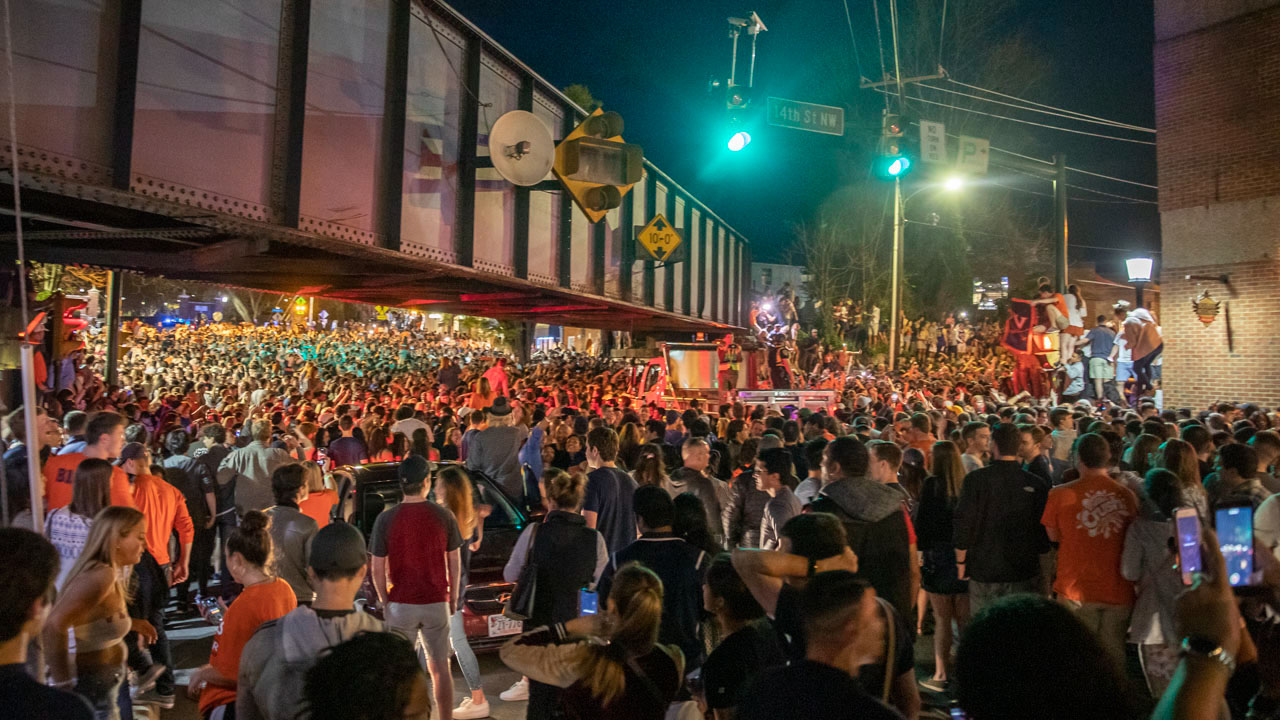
49, 293, 87, 359
553, 108, 643, 223
725, 84, 752, 151
874, 111, 913, 179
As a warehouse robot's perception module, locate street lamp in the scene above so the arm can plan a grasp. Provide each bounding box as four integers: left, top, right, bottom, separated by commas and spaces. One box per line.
888, 176, 968, 370
1126, 256, 1153, 308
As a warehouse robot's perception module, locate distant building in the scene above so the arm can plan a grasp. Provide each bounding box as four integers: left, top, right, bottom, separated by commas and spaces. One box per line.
752, 263, 809, 302
1068, 263, 1160, 328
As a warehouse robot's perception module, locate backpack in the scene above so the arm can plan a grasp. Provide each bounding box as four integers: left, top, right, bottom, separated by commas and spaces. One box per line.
808, 497, 914, 624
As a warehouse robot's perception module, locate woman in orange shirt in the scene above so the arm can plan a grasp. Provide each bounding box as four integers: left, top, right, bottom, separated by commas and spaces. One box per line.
297, 461, 338, 528
188, 510, 296, 719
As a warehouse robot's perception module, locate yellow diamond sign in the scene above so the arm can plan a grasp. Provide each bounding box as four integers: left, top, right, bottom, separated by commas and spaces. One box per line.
637, 214, 682, 262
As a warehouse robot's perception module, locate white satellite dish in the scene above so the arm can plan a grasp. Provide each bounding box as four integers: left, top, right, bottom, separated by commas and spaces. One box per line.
488, 110, 554, 187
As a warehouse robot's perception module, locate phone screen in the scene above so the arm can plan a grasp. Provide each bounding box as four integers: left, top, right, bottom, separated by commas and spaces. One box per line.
1175, 510, 1201, 585
1214, 505, 1254, 587
579, 588, 598, 616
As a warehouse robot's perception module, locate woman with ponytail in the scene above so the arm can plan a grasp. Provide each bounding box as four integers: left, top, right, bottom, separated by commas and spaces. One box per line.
187, 510, 296, 719
499, 563, 684, 720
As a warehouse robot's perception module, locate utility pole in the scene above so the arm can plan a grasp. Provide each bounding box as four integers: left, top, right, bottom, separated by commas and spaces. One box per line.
1053, 154, 1069, 293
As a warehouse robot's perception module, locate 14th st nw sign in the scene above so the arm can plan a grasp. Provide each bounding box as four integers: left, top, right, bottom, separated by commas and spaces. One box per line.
766, 97, 845, 136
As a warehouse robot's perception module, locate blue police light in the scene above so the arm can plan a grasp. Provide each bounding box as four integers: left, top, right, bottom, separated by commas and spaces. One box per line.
727, 131, 751, 152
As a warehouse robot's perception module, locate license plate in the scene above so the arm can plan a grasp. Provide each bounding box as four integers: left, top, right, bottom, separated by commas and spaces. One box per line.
487, 614, 523, 637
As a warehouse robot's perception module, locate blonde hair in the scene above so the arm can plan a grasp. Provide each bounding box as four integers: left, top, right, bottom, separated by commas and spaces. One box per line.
572, 563, 668, 706
542, 468, 587, 510
438, 466, 477, 539
62, 506, 146, 601
301, 461, 326, 493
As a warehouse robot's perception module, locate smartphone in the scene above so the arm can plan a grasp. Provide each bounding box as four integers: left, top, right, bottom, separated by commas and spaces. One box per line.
949, 701, 970, 720
1174, 507, 1201, 586
579, 588, 598, 616
1214, 502, 1255, 588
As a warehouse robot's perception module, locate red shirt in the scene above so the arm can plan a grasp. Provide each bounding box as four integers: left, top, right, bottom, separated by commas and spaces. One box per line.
369, 501, 464, 605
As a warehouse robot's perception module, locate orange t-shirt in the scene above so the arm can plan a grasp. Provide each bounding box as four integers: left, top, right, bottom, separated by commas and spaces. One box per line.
199, 577, 297, 715
42, 453, 135, 510
133, 473, 194, 565
1041, 472, 1138, 606
298, 489, 338, 528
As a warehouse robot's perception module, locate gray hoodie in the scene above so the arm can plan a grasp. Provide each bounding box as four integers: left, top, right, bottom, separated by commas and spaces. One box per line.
237, 605, 385, 720
817, 475, 907, 524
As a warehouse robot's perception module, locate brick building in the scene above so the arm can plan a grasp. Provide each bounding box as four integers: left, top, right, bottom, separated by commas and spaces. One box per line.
1155, 0, 1280, 408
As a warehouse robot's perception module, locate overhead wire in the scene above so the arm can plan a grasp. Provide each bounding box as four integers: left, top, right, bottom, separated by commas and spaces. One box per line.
841, 0, 867, 84
917, 82, 1155, 134
937, 0, 948, 68
946, 77, 1156, 134
871, 0, 890, 111
875, 89, 1156, 145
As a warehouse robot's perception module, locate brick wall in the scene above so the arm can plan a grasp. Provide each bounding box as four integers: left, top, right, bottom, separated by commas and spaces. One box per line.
1155, 3, 1280, 212
1160, 259, 1280, 409
1156, 0, 1280, 409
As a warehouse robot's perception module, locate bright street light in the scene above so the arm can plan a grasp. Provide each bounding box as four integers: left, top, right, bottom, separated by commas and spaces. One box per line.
1126, 257, 1153, 282
943, 175, 965, 192
727, 131, 751, 152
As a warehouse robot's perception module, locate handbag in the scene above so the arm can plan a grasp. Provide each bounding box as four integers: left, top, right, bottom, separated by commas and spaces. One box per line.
503, 522, 540, 621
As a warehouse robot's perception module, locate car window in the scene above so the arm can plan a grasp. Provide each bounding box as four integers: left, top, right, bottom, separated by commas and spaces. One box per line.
478, 480, 519, 530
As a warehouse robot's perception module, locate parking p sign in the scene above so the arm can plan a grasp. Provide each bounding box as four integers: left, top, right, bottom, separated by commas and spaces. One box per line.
957, 136, 990, 174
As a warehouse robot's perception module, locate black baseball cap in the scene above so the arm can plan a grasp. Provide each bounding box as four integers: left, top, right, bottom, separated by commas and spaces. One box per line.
115, 442, 148, 467
398, 454, 432, 486
308, 522, 367, 575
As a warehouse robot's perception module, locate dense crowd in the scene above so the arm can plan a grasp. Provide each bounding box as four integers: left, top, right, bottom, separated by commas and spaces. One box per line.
0, 312, 1270, 720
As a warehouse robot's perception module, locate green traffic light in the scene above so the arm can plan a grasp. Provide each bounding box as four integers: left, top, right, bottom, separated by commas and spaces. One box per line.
887, 156, 910, 176
873, 154, 912, 179
727, 131, 751, 152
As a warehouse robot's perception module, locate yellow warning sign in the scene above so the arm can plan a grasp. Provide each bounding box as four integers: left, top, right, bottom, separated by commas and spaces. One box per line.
636, 214, 683, 262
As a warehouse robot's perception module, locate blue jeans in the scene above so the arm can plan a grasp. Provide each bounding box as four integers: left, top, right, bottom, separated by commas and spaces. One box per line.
74, 661, 127, 720
448, 611, 482, 692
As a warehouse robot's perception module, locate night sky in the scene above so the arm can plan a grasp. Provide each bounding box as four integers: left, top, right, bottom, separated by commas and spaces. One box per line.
459, 0, 1158, 278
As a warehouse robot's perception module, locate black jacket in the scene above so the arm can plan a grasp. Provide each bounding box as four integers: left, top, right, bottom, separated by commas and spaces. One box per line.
601, 532, 709, 669
529, 511, 600, 627
723, 471, 769, 549
952, 460, 1050, 583
808, 477, 914, 625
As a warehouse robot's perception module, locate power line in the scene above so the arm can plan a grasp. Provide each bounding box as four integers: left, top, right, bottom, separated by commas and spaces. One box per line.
840, 0, 867, 83
1067, 166, 1158, 190
1066, 184, 1158, 204
937, 0, 948, 68
945, 77, 1156, 134
917, 82, 1155, 134
878, 89, 1157, 145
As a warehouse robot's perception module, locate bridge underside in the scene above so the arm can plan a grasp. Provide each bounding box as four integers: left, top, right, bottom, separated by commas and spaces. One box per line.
1, 178, 731, 333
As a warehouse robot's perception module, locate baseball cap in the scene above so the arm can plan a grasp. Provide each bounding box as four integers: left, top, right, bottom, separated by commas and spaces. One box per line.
308, 522, 368, 575
116, 442, 148, 467
398, 454, 433, 486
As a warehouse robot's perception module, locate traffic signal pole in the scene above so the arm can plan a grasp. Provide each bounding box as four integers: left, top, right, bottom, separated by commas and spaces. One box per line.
888, 178, 903, 371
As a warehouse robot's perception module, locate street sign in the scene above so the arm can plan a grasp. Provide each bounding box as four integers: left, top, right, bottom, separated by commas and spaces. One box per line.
957, 135, 990, 174
636, 214, 683, 262
920, 120, 947, 164
765, 97, 845, 136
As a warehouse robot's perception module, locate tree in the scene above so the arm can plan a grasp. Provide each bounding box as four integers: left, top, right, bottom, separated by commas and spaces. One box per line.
563, 84, 602, 112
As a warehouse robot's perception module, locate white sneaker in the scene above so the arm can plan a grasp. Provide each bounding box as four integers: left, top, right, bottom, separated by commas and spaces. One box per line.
453, 698, 491, 719
499, 678, 529, 702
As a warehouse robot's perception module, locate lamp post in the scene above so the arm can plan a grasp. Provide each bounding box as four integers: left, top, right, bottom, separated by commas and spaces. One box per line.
1126, 257, 1153, 309
888, 176, 966, 370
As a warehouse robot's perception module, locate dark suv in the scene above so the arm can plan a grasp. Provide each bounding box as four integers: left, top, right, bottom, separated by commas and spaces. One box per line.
331, 461, 530, 650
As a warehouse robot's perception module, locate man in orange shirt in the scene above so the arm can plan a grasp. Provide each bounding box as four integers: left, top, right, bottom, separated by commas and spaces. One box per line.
1041, 432, 1138, 665
119, 442, 193, 708
41, 411, 133, 510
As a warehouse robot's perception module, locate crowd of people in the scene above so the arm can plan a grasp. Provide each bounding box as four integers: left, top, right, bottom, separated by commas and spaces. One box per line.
0, 293, 1261, 720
